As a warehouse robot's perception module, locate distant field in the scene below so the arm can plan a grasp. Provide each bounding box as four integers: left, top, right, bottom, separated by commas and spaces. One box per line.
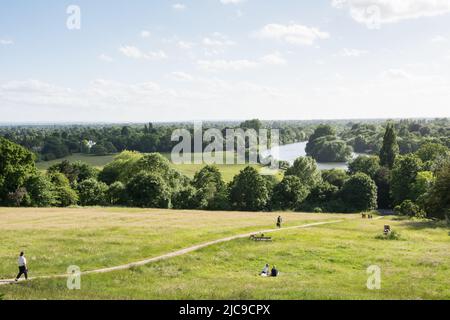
36, 154, 116, 170
0, 208, 449, 300
36, 153, 275, 182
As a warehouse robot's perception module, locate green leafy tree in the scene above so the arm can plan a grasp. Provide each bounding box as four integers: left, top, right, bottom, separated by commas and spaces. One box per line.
192, 165, 228, 210
300, 182, 341, 212
106, 181, 128, 206
172, 185, 198, 210
229, 166, 269, 211
340, 173, 378, 212
271, 176, 309, 210
379, 123, 399, 169
415, 142, 449, 163
390, 154, 423, 205
48, 172, 78, 207
285, 157, 322, 188
374, 167, 392, 209
321, 169, 348, 188
77, 178, 108, 206
394, 200, 426, 218
0, 137, 37, 205
24, 173, 56, 207
126, 171, 171, 208
348, 155, 380, 179
423, 157, 450, 219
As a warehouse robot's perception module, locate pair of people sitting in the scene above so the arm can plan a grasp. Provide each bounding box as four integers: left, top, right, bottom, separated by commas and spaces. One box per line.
260, 264, 279, 277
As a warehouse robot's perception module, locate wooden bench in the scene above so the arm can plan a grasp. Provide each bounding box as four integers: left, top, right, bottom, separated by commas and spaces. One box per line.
250, 235, 272, 242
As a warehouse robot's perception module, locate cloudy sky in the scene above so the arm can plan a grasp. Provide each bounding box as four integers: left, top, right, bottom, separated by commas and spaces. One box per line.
1, 0, 450, 122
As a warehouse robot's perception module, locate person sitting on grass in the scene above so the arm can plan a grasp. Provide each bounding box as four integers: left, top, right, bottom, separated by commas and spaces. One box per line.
15, 251, 28, 282
260, 264, 270, 277
271, 265, 279, 277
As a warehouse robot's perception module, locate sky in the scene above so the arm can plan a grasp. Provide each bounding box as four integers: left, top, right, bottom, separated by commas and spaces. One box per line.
1, 0, 450, 123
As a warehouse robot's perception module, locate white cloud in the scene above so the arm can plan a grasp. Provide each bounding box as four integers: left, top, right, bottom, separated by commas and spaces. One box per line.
220, 0, 245, 4
177, 41, 195, 49
381, 68, 414, 80
337, 48, 368, 57
332, 0, 450, 27
431, 35, 447, 43
172, 3, 187, 11
170, 72, 195, 81
203, 37, 236, 47
98, 54, 114, 62
198, 52, 287, 71
119, 46, 167, 60
141, 30, 151, 38
255, 23, 330, 45
0, 39, 13, 45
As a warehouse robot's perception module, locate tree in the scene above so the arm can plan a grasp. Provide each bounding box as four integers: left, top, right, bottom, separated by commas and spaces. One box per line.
423, 157, 450, 219
271, 176, 309, 210
348, 155, 380, 179
192, 165, 228, 210
416, 142, 449, 163
48, 173, 78, 207
285, 157, 322, 188
77, 178, 108, 206
126, 171, 171, 208
24, 173, 55, 207
341, 173, 377, 212
239, 119, 263, 131
300, 182, 341, 212
374, 167, 392, 209
394, 200, 426, 218
172, 185, 198, 210
229, 166, 270, 211
90, 144, 108, 156
106, 181, 127, 206
0, 137, 36, 205
379, 123, 399, 169
321, 169, 348, 188
306, 136, 353, 162
390, 154, 423, 205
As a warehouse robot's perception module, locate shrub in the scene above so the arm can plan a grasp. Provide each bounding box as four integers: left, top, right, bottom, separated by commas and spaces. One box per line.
394, 200, 426, 218
375, 230, 401, 240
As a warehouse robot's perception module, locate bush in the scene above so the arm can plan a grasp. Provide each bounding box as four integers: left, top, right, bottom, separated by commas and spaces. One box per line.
106, 181, 128, 206
394, 200, 426, 218
375, 230, 401, 240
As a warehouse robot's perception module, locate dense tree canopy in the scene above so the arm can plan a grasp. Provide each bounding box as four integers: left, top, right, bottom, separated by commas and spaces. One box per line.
340, 173, 377, 212
229, 166, 269, 211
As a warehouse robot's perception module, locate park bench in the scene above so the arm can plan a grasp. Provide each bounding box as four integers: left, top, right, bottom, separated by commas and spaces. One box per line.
250, 234, 272, 242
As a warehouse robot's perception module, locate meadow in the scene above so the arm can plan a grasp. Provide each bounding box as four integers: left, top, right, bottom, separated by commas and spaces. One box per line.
0, 208, 449, 300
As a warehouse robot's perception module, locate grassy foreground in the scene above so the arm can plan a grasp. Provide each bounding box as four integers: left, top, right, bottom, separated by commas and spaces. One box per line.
0, 208, 449, 300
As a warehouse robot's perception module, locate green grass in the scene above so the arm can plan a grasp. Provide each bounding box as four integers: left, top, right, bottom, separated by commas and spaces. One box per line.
0, 208, 449, 300
36, 154, 115, 170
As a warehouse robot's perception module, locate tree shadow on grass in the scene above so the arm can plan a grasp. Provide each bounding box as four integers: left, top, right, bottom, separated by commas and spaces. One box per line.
395, 218, 450, 231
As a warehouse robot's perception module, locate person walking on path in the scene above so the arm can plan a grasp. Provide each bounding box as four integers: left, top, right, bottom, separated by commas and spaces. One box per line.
15, 252, 28, 281
276, 216, 283, 228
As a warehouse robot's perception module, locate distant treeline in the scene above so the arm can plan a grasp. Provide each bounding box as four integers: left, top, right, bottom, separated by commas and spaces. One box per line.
1, 120, 449, 220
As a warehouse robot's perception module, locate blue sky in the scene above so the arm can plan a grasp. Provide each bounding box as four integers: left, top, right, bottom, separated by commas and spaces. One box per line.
1, 0, 450, 122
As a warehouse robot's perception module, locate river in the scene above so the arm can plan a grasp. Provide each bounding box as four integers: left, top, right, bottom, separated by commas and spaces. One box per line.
263, 141, 365, 171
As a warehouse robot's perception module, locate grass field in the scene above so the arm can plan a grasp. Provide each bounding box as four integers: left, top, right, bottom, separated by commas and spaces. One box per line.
0, 208, 449, 300
36, 153, 273, 182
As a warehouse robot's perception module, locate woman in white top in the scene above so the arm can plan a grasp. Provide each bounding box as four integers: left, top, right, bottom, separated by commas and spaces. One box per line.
15, 251, 28, 281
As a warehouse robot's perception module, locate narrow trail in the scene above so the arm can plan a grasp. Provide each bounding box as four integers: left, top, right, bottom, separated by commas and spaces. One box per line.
0, 219, 353, 286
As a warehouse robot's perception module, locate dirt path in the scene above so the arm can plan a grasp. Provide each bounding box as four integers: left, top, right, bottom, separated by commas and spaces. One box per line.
0, 219, 347, 285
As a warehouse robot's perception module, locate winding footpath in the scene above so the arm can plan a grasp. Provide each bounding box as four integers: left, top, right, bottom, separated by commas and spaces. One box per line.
0, 219, 347, 286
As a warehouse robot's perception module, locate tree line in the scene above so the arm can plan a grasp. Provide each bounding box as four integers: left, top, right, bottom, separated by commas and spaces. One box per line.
1, 121, 448, 219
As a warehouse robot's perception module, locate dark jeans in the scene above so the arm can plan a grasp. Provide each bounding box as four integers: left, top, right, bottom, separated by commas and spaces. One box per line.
16, 266, 28, 280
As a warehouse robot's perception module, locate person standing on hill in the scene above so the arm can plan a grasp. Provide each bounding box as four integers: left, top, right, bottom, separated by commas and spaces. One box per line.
15, 252, 28, 281
276, 216, 283, 228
